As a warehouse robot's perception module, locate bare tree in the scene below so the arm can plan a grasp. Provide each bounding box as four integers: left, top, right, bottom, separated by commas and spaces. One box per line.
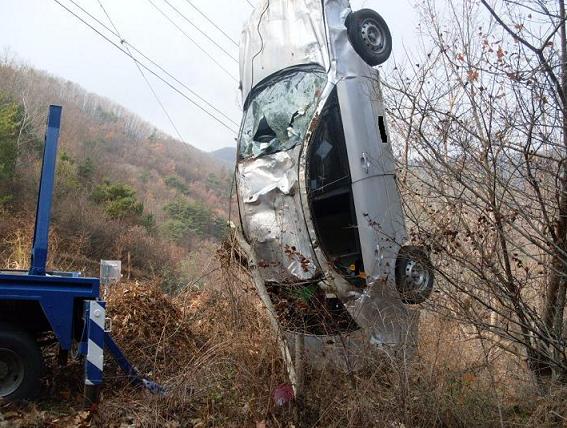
385, 0, 567, 380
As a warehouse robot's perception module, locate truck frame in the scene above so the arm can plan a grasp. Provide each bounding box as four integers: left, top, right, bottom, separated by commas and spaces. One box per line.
0, 105, 161, 404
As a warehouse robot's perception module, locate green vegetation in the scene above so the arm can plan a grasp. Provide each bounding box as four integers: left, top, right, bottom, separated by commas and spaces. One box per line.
56, 151, 80, 194
77, 157, 95, 182
206, 173, 230, 197
139, 170, 151, 184
0, 93, 40, 207
164, 174, 189, 194
163, 197, 226, 242
91, 181, 144, 220
0, 99, 22, 183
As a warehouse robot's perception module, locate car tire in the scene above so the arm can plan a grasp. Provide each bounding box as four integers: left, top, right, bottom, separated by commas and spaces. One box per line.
0, 325, 43, 401
395, 246, 434, 305
346, 9, 393, 66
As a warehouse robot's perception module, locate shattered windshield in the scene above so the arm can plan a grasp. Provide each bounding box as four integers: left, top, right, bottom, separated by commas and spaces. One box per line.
239, 69, 327, 159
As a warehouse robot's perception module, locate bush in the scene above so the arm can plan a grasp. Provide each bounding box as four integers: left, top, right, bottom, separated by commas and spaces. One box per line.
91, 181, 144, 220
56, 152, 80, 195
163, 197, 227, 242
164, 175, 189, 194
53, 196, 182, 279
77, 157, 95, 182
0, 98, 23, 183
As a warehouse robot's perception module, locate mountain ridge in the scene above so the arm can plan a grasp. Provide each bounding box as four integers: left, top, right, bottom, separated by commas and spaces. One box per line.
210, 146, 236, 168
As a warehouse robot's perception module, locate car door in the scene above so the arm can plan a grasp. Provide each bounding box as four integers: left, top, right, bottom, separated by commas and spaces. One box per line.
335, 73, 407, 285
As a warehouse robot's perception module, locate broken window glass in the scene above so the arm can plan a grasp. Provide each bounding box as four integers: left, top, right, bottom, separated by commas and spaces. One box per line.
239, 69, 327, 159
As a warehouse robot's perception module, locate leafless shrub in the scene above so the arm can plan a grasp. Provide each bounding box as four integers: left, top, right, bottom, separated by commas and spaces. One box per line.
385, 0, 567, 381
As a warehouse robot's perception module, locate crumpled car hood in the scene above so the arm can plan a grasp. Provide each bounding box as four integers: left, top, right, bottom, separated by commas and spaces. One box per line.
238, 149, 320, 282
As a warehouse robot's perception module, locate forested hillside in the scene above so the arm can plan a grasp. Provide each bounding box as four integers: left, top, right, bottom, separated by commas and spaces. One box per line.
0, 58, 231, 287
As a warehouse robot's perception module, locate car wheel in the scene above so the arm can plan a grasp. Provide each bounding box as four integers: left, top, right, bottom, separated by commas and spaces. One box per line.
395, 246, 434, 305
346, 9, 393, 66
0, 325, 43, 401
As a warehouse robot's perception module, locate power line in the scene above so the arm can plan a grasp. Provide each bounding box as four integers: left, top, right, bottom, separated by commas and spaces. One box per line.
181, 0, 239, 47
66, 0, 237, 82
58, 0, 239, 128
145, 0, 238, 81
96, 0, 186, 143
63, 0, 238, 126
160, 0, 239, 62
122, 47, 239, 127
245, 0, 255, 8
52, 0, 239, 133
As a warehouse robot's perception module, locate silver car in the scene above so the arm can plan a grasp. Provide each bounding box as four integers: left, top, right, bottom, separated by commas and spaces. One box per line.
236, 0, 433, 355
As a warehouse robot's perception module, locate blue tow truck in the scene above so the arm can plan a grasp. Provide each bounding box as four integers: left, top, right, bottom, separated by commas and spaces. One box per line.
0, 106, 161, 404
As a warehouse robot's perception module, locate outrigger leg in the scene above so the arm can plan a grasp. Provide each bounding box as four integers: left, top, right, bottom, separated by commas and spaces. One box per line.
82, 300, 165, 407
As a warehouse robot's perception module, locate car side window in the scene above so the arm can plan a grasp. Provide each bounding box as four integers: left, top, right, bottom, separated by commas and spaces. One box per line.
307, 89, 365, 284
308, 89, 350, 193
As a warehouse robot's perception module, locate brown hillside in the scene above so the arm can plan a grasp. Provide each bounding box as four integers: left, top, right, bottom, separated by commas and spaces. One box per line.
0, 58, 232, 284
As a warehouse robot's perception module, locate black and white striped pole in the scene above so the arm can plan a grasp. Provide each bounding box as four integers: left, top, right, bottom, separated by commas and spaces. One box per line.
84, 300, 106, 406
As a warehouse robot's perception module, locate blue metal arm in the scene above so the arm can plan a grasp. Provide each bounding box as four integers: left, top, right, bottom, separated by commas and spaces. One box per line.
30, 105, 62, 276
104, 334, 165, 395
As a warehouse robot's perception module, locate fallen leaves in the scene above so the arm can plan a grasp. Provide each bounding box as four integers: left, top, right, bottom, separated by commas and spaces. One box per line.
105, 281, 203, 377
0, 405, 92, 428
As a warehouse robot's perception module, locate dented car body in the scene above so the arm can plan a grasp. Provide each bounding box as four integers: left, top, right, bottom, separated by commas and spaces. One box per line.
236, 0, 433, 355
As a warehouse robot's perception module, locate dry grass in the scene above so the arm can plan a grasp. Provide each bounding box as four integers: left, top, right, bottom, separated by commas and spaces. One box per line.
0, 231, 566, 427
1, 275, 567, 427
91, 269, 567, 427
92, 279, 288, 427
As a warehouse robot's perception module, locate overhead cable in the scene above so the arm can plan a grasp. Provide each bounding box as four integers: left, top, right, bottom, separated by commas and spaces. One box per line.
160, 0, 239, 62
145, 0, 238, 81
181, 0, 239, 47
67, 0, 237, 82
52, 0, 239, 133
96, 0, 187, 143
64, 0, 238, 122
59, 0, 238, 128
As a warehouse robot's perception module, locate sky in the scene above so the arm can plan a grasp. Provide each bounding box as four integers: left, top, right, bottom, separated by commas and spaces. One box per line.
0, 0, 418, 152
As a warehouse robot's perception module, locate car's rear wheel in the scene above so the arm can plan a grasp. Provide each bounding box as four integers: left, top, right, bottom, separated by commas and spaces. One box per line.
395, 246, 434, 304
0, 325, 43, 401
346, 9, 393, 66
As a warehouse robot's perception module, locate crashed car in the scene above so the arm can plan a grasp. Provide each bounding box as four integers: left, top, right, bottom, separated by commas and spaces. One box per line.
236, 0, 434, 356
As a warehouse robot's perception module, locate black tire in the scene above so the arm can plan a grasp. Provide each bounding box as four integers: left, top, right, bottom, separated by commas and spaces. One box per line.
346, 9, 393, 66
395, 246, 434, 305
0, 325, 43, 401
